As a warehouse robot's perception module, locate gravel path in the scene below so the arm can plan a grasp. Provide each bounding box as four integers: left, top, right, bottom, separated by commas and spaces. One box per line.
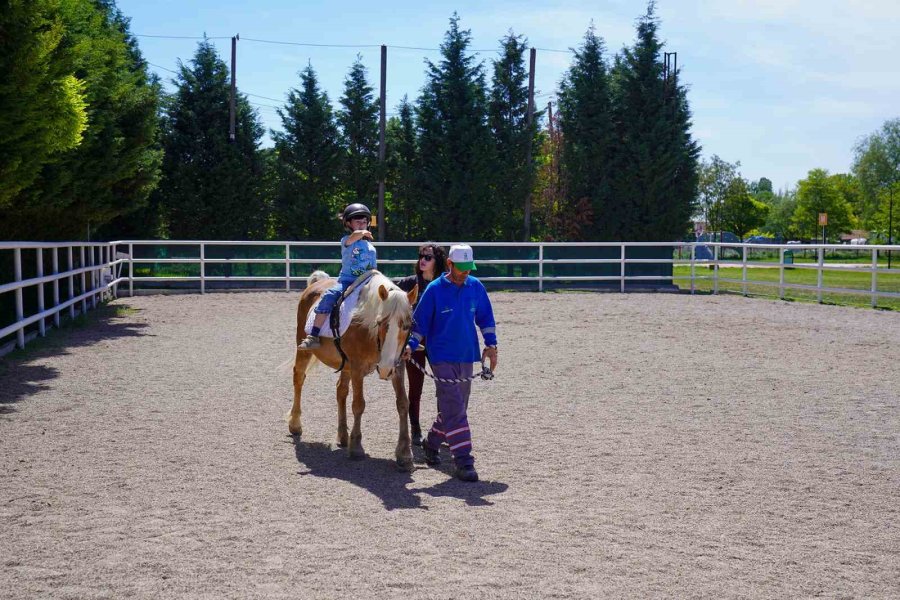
1, 291, 898, 599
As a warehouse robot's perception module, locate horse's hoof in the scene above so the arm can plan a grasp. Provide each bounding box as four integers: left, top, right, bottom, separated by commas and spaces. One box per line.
348, 448, 366, 460
396, 458, 414, 472
288, 424, 302, 436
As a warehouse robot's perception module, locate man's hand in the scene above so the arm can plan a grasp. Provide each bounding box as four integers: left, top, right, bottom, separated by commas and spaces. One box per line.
401, 345, 412, 362
481, 346, 498, 372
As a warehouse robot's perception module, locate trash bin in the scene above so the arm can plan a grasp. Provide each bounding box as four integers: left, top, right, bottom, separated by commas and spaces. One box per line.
783, 250, 794, 265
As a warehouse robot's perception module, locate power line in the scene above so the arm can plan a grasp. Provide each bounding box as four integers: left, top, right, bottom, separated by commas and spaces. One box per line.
134, 33, 575, 54
241, 37, 381, 49
148, 61, 179, 74
246, 92, 284, 103
136, 34, 230, 40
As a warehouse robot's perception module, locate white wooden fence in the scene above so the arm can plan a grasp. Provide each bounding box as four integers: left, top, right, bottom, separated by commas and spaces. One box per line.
2, 240, 899, 355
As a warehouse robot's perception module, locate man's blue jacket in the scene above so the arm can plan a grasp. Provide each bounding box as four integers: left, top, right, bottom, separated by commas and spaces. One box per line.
407, 273, 497, 364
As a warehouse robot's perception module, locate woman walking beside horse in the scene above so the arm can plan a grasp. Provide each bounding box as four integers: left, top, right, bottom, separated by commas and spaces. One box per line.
394, 242, 448, 446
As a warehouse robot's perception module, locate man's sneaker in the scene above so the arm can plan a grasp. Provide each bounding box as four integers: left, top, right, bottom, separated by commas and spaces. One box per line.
454, 464, 479, 482
298, 335, 321, 350
422, 442, 441, 466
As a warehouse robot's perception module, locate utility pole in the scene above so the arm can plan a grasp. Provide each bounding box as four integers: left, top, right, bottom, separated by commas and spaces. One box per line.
229, 34, 239, 142
523, 48, 536, 242
377, 44, 387, 241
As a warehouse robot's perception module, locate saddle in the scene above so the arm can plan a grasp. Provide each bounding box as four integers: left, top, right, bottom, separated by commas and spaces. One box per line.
305, 270, 380, 372
303, 272, 374, 338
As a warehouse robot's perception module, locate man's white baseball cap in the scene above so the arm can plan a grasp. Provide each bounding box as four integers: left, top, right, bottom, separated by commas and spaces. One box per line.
448, 244, 477, 271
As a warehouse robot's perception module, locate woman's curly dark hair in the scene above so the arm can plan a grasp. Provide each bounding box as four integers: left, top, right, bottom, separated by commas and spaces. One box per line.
415, 242, 448, 278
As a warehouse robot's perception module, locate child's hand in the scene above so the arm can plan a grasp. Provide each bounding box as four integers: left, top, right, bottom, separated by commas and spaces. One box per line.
361, 230, 373, 240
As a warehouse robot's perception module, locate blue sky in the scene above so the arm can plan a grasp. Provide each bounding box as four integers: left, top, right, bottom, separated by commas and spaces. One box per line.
118, 0, 899, 192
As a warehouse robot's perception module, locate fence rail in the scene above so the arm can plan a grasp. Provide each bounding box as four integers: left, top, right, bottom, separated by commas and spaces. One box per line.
2, 240, 899, 355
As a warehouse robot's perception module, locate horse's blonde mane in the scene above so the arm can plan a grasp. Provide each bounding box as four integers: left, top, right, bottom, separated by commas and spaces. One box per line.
352, 272, 411, 335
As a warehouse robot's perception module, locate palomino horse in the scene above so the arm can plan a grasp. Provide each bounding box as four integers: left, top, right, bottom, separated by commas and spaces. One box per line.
289, 270, 418, 470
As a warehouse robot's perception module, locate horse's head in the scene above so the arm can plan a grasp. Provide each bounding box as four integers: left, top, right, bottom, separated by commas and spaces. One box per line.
374, 283, 418, 379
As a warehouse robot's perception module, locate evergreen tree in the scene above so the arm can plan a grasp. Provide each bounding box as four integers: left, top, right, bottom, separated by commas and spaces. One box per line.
489, 32, 540, 241
337, 57, 379, 208
0, 0, 87, 215
415, 14, 495, 240
609, 2, 700, 241
158, 39, 265, 239
272, 64, 342, 240
385, 97, 420, 239
557, 24, 615, 239
2, 0, 162, 240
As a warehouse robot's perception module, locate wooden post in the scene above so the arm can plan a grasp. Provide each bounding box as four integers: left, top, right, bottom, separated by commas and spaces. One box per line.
229, 34, 238, 142
378, 44, 387, 242
523, 47, 536, 242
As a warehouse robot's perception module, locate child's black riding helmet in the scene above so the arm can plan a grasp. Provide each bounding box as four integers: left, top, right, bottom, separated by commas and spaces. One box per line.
342, 203, 371, 226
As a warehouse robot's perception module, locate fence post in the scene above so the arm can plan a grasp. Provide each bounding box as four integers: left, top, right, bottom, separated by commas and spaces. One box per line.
620, 244, 626, 293
53, 248, 60, 328
128, 243, 134, 297
80, 246, 87, 315
37, 248, 46, 337
779, 247, 785, 300
68, 247, 75, 319
538, 244, 543, 292
200, 243, 206, 295
690, 243, 695, 294
871, 248, 878, 308
741, 245, 748, 296
14, 248, 25, 349
817, 246, 824, 303
713, 244, 719, 295
285, 243, 291, 291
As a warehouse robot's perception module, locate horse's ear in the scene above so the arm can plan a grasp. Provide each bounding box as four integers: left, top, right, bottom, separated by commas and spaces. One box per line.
407, 284, 418, 306
378, 284, 389, 301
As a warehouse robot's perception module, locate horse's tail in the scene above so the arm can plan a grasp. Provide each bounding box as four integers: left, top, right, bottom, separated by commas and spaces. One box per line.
308, 270, 331, 285
275, 350, 319, 378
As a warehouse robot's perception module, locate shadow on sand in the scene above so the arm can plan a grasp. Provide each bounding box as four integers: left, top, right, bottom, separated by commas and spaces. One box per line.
0, 303, 149, 412
291, 436, 508, 510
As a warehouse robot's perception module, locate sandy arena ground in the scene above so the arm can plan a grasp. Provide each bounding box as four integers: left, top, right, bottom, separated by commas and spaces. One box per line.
1, 291, 898, 599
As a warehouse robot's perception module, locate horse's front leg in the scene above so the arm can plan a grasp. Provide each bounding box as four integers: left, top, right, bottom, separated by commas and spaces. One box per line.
336, 370, 350, 447
392, 369, 414, 471
347, 367, 366, 460
289, 350, 312, 436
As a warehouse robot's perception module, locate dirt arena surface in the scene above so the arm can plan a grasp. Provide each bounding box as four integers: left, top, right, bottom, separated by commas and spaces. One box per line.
1, 291, 898, 599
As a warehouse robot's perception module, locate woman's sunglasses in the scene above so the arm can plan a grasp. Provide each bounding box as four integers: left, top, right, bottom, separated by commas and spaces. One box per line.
418, 254, 435, 261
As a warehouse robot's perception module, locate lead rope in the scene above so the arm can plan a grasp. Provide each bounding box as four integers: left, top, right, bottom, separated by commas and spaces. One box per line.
394, 314, 494, 384
404, 354, 494, 383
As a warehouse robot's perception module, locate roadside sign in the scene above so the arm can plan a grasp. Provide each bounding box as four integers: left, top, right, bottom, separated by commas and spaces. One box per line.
818, 213, 828, 226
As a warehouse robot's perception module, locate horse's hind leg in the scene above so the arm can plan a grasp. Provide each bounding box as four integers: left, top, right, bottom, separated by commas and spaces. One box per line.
288, 350, 312, 436
336, 370, 350, 447
392, 370, 414, 471
347, 368, 366, 460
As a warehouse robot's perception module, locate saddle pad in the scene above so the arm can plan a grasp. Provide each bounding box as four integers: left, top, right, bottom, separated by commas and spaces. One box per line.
304, 281, 366, 338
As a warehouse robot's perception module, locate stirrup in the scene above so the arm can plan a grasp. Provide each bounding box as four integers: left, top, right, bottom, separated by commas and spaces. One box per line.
299, 335, 321, 350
